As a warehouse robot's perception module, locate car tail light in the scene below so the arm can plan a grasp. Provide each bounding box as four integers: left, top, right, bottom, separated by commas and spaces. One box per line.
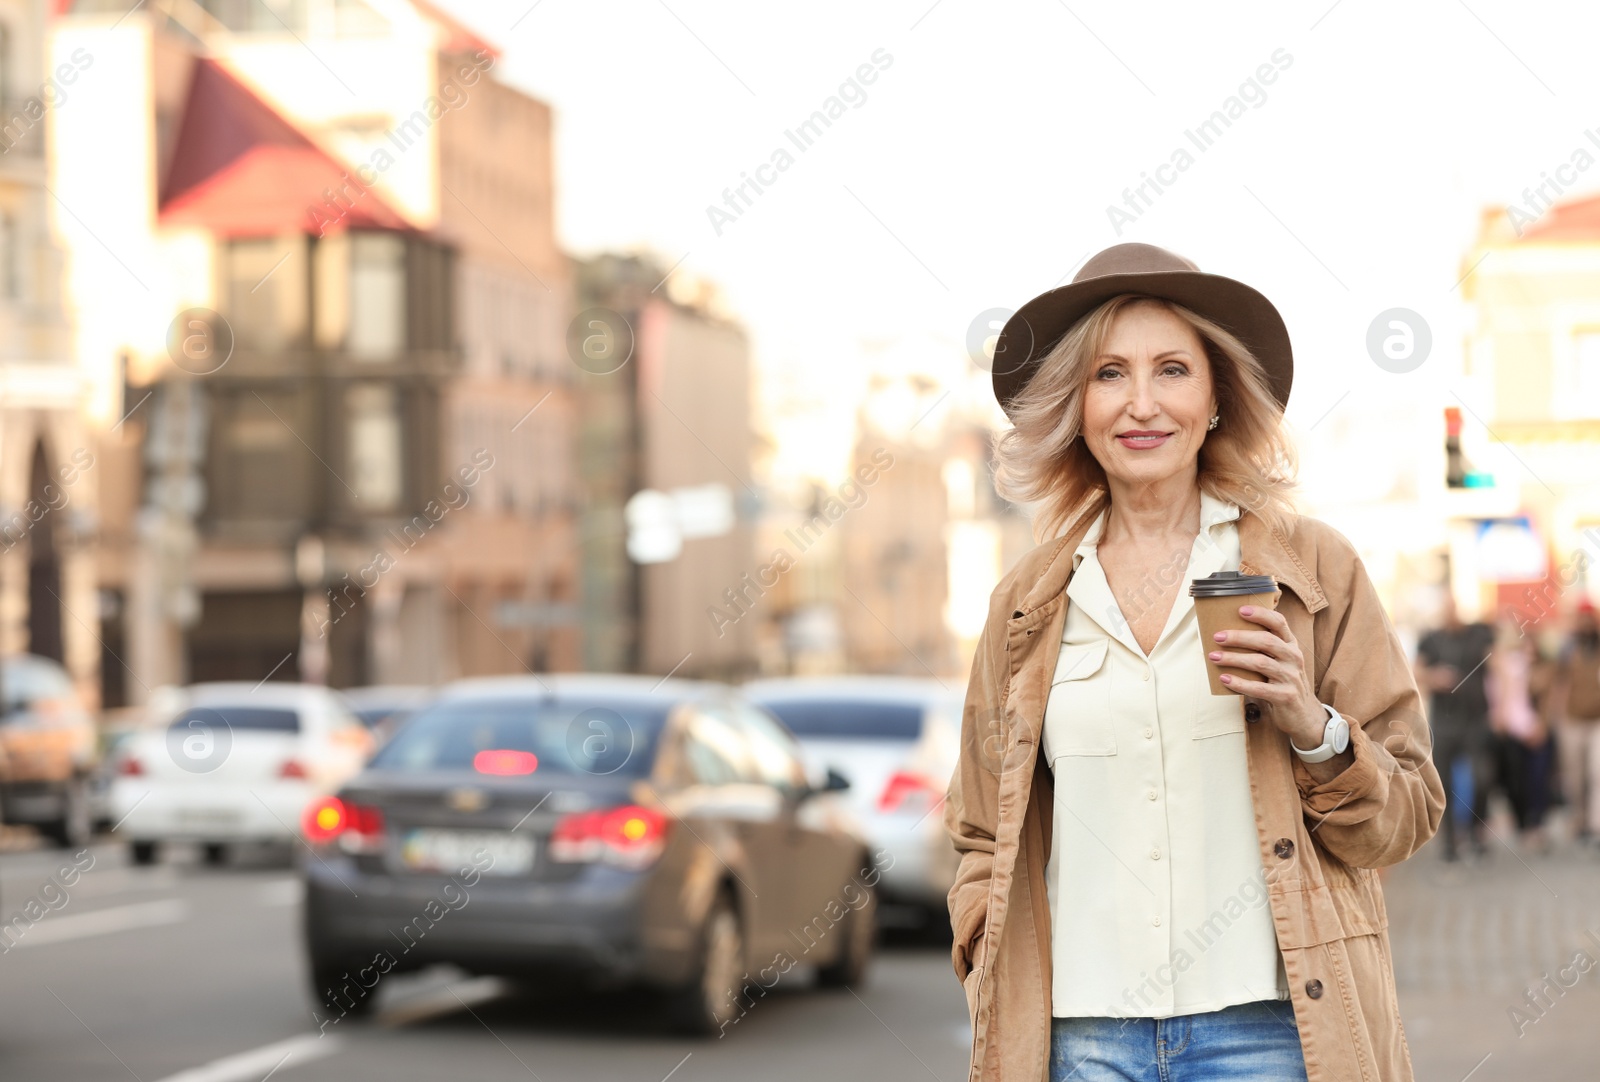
878, 770, 944, 815
301, 796, 385, 853
117, 755, 145, 777
473, 749, 538, 776
549, 805, 669, 869
279, 759, 309, 779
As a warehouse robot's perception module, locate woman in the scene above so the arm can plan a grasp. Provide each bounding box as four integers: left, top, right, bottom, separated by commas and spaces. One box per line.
1487, 618, 1554, 851
945, 242, 1445, 1082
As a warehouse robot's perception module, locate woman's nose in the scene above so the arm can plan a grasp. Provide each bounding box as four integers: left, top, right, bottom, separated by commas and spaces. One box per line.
1124, 373, 1158, 417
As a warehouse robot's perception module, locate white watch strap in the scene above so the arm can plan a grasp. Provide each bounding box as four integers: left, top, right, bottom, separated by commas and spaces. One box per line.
1291, 703, 1343, 763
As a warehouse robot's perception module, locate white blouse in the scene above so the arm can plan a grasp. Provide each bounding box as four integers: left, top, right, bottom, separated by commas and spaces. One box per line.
1042, 490, 1290, 1018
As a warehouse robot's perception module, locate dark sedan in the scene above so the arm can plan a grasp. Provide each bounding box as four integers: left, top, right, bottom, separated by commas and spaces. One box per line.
301, 674, 881, 1034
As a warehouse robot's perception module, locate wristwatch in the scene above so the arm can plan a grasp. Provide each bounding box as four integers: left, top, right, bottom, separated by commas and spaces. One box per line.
1290, 702, 1350, 763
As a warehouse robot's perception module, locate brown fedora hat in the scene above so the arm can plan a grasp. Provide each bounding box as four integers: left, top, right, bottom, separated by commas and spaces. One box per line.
990, 242, 1293, 418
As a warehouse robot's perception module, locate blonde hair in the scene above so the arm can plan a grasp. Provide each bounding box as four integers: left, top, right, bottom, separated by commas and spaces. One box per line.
993, 294, 1301, 541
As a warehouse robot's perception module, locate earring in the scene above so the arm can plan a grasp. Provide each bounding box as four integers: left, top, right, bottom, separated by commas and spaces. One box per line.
1207, 414, 1219, 431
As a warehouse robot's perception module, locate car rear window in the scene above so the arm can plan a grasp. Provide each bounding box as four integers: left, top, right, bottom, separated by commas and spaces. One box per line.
1, 655, 75, 716
369, 696, 671, 776
175, 707, 301, 733
754, 699, 924, 740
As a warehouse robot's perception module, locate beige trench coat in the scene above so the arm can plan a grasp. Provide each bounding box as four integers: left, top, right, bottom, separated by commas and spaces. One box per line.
945, 506, 1445, 1081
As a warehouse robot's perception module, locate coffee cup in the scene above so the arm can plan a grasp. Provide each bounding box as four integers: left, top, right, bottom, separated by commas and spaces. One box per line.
1190, 571, 1281, 695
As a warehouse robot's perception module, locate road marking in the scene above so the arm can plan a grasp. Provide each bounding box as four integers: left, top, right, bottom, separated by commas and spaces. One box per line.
151, 1034, 343, 1082
10, 898, 190, 948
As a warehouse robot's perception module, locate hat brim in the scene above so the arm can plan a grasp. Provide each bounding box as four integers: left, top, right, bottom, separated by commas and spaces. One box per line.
991, 269, 1293, 417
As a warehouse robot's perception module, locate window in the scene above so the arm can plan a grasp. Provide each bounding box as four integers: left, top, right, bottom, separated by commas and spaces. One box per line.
0, 213, 15, 299
172, 706, 300, 733
349, 232, 405, 358
732, 702, 807, 795
1571, 332, 1600, 418
226, 238, 300, 350
0, 655, 73, 716
346, 383, 402, 510
752, 697, 926, 741
682, 705, 754, 786
371, 696, 670, 777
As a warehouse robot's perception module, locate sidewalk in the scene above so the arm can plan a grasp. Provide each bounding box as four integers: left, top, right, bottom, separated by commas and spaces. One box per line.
1384, 809, 1600, 1080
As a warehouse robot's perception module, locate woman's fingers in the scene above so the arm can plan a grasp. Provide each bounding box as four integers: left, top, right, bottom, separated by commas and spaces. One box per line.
1209, 649, 1279, 674
1211, 627, 1286, 657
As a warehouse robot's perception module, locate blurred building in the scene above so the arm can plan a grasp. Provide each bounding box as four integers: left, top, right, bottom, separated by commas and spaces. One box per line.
1452, 198, 1600, 630
0, 0, 95, 706
52, 0, 577, 702
574, 253, 759, 680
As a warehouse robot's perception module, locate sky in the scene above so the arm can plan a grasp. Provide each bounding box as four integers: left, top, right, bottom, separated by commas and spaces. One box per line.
434, 0, 1600, 496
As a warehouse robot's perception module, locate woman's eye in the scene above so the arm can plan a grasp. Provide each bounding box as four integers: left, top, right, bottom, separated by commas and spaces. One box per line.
1162, 365, 1188, 377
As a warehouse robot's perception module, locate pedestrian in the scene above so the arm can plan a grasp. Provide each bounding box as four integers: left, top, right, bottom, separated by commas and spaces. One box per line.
1554, 597, 1600, 846
1414, 591, 1496, 861
1486, 618, 1553, 852
944, 242, 1444, 1082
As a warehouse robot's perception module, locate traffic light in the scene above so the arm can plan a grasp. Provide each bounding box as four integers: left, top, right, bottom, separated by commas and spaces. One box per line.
1444, 407, 1494, 488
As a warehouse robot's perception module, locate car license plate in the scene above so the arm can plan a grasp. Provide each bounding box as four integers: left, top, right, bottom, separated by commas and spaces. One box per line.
400, 830, 534, 876
176, 807, 243, 824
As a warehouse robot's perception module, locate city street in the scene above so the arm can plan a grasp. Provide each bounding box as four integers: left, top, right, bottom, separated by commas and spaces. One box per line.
2, 817, 1598, 1082
0, 837, 972, 1082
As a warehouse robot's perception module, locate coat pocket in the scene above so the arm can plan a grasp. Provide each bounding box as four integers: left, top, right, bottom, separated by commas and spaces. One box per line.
1045, 639, 1115, 755
962, 963, 985, 1020
1193, 693, 1246, 740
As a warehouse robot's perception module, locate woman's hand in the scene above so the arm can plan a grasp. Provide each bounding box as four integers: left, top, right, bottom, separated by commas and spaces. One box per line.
1207, 604, 1328, 750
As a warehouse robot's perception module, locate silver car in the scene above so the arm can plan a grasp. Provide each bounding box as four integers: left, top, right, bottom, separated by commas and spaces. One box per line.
742, 676, 962, 927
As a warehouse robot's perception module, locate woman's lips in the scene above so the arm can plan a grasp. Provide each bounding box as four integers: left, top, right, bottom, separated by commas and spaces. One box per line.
1115, 432, 1173, 449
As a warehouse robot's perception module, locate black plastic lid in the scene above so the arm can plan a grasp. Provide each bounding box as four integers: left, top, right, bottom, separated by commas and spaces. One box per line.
1189, 570, 1279, 598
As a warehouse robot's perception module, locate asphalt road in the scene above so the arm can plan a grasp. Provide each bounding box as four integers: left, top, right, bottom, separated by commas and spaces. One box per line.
2, 815, 1598, 1082
0, 839, 972, 1082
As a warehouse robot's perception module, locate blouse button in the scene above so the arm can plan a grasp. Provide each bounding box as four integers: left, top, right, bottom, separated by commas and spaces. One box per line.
1152, 916, 1161, 927
1305, 979, 1324, 999
1150, 848, 1161, 860
1274, 838, 1295, 859
1147, 790, 1158, 801
1143, 728, 1153, 739
1245, 703, 1262, 723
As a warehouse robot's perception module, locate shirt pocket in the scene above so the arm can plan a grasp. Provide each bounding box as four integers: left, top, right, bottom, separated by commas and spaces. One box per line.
1045, 638, 1115, 755
1193, 691, 1246, 739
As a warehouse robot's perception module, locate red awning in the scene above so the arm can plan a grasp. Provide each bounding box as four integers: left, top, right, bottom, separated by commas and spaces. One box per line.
158, 59, 410, 238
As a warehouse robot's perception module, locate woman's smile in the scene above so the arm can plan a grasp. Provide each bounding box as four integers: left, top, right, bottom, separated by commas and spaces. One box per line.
1115, 429, 1173, 449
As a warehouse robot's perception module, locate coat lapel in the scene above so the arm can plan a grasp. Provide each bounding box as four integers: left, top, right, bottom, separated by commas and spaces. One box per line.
1015, 502, 1330, 619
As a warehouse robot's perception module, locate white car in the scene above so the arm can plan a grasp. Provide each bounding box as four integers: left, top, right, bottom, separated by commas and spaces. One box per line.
108, 683, 373, 866
742, 676, 963, 927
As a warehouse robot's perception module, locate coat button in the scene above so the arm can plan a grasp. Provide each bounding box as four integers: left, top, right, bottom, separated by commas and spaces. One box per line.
1274, 838, 1295, 859
1244, 703, 1261, 722
1305, 979, 1323, 999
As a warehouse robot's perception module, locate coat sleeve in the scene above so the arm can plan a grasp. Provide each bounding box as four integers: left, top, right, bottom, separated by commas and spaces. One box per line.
944, 588, 1010, 984
1293, 531, 1446, 868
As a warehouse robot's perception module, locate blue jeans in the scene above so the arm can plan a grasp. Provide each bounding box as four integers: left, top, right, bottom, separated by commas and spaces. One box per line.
1050, 999, 1307, 1081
